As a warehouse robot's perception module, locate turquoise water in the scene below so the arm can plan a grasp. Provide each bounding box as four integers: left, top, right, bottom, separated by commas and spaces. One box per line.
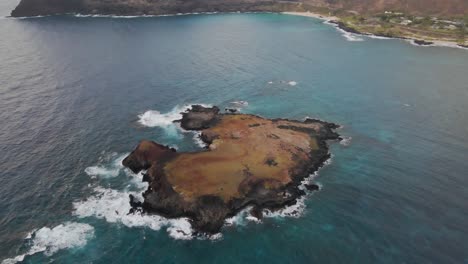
1, 11, 467, 263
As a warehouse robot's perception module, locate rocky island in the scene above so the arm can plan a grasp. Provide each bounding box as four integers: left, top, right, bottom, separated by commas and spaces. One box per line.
122, 105, 340, 233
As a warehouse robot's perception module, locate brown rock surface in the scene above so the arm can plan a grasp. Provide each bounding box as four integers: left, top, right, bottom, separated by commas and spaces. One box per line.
123, 105, 340, 233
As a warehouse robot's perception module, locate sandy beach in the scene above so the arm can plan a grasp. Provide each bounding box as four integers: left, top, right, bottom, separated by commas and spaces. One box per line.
281, 11, 338, 21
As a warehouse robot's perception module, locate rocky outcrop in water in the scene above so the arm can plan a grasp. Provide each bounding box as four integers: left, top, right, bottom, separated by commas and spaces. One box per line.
122, 105, 340, 233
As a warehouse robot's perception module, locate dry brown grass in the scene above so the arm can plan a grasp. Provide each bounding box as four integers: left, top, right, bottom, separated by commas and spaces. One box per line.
164, 114, 321, 202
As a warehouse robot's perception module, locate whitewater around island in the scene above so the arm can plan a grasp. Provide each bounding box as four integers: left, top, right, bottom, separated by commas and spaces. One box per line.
2, 103, 342, 264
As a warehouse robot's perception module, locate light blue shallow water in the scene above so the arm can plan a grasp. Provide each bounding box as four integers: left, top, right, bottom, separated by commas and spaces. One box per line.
0, 10, 467, 264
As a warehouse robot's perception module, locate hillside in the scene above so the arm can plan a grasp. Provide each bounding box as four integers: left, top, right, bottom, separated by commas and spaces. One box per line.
10, 0, 468, 17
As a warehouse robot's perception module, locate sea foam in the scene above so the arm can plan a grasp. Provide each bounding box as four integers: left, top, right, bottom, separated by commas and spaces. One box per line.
73, 187, 193, 240
137, 103, 212, 146
84, 153, 127, 178
2, 222, 94, 264
138, 104, 211, 128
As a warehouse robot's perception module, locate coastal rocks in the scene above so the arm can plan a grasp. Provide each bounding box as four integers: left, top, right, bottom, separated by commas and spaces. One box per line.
413, 40, 434, 46
329, 20, 361, 34
123, 105, 340, 234
178, 105, 220, 130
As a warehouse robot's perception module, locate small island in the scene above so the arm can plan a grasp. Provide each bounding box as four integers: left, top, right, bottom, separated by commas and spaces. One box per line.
123, 105, 340, 233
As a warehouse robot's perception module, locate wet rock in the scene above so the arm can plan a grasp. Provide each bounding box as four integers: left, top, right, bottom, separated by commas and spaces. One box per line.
414, 40, 434, 46
178, 105, 220, 130
304, 183, 320, 191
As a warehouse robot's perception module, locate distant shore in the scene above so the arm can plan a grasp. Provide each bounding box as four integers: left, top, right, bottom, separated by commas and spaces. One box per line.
283, 11, 468, 50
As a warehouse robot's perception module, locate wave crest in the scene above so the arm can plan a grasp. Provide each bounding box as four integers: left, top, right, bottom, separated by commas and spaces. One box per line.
2, 222, 94, 264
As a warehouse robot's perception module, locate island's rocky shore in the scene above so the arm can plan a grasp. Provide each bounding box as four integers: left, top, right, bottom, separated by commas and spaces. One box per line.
122, 105, 340, 233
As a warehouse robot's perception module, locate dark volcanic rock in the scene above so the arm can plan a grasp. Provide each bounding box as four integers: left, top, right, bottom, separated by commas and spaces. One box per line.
304, 183, 320, 191
178, 105, 220, 130
122, 140, 176, 173
413, 40, 434, 46
329, 20, 362, 34
123, 105, 340, 234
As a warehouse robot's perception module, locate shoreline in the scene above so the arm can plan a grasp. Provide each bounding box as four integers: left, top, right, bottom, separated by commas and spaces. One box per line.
282, 11, 468, 50
6, 10, 468, 50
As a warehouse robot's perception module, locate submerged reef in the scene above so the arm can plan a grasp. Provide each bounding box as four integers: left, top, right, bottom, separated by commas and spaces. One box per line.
123, 105, 340, 233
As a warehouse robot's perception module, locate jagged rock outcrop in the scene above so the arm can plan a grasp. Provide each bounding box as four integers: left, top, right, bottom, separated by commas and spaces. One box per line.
122, 105, 340, 233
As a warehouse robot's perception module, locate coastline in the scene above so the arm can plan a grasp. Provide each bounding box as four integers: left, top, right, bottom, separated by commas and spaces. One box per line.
281, 11, 338, 22
282, 11, 468, 50
7, 10, 468, 50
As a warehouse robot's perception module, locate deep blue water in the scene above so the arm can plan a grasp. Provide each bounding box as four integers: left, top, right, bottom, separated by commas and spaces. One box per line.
1, 9, 468, 264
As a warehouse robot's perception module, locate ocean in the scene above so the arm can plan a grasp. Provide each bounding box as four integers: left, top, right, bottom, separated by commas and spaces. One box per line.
0, 6, 467, 264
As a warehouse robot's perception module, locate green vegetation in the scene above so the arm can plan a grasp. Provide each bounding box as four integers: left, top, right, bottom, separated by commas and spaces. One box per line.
336, 11, 467, 45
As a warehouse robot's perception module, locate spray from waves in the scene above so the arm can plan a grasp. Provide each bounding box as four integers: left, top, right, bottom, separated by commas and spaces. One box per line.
77, 161, 194, 240
137, 105, 186, 128
192, 132, 207, 148
339, 136, 352, 146
2, 222, 94, 264
137, 103, 212, 148
225, 155, 333, 225
72, 187, 193, 240
84, 153, 127, 178
225, 206, 261, 226
137, 103, 212, 128
323, 21, 364, 42
342, 32, 364, 42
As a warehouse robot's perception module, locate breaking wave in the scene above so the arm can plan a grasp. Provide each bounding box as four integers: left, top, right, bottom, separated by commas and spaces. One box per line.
84, 153, 126, 178
77, 156, 194, 240
137, 105, 191, 128
72, 186, 194, 240
340, 136, 352, 146
2, 222, 94, 264
137, 103, 212, 146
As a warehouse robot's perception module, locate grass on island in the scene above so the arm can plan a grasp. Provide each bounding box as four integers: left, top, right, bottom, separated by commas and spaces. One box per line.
164, 114, 321, 202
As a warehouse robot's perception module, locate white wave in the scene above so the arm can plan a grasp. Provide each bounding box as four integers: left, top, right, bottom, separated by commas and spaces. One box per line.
225, 206, 261, 227
230, 100, 248, 107
84, 166, 119, 177
342, 32, 364, 42
137, 106, 185, 128
84, 153, 127, 178
406, 39, 468, 50
340, 136, 352, 146
366, 35, 392, 40
265, 155, 332, 218
288, 81, 298, 86
138, 104, 211, 128
263, 196, 307, 218
73, 187, 193, 240
72, 11, 229, 19
334, 26, 364, 42
2, 222, 94, 264
192, 132, 207, 148
322, 20, 468, 50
